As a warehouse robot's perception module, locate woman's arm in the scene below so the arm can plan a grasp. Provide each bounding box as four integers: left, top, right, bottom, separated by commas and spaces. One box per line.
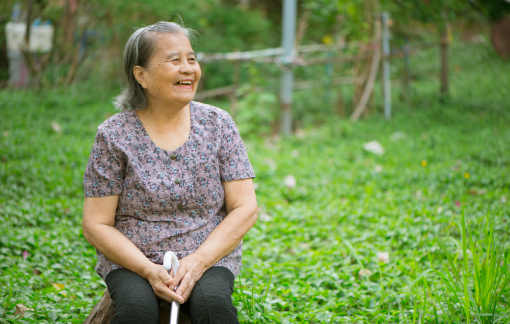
168, 178, 257, 300
83, 195, 184, 303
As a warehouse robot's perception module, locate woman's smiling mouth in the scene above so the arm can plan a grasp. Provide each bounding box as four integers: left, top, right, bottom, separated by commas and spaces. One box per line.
175, 80, 193, 88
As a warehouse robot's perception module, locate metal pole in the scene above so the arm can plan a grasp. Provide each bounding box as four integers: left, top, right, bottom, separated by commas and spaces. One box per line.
280, 0, 297, 136
402, 36, 410, 102
382, 12, 391, 119
324, 50, 333, 106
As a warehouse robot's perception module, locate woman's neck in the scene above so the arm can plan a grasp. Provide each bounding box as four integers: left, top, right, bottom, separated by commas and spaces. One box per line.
138, 101, 190, 130
135, 101, 192, 151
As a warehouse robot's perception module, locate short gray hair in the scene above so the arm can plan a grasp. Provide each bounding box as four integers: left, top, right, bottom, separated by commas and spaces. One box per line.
113, 21, 197, 111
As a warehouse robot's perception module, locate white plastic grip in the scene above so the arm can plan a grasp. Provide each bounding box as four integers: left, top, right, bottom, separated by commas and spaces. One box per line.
163, 251, 180, 276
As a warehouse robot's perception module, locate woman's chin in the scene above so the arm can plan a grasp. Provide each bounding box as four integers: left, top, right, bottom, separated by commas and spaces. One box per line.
167, 93, 196, 106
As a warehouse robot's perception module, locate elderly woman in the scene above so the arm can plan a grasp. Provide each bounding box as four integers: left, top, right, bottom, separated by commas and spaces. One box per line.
82, 21, 257, 324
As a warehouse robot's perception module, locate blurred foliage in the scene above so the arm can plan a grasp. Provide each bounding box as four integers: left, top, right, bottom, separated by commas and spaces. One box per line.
382, 0, 471, 24
300, 0, 510, 48
236, 91, 279, 135
0, 0, 277, 86
381, 0, 510, 24
1, 0, 507, 86
479, 0, 510, 22
303, 0, 372, 43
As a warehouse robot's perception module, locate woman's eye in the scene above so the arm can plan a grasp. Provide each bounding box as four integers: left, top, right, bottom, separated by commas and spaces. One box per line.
188, 58, 196, 61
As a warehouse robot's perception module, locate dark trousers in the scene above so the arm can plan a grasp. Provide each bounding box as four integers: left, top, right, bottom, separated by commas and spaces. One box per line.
105, 266, 239, 324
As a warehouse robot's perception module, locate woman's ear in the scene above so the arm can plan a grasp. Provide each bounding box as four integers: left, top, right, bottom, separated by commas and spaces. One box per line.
133, 66, 147, 89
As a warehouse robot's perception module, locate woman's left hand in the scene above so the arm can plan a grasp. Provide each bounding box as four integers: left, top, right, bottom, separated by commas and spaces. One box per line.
167, 253, 208, 302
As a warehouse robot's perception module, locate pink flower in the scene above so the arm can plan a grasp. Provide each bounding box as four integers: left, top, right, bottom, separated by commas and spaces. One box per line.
455, 201, 461, 207
22, 251, 29, 260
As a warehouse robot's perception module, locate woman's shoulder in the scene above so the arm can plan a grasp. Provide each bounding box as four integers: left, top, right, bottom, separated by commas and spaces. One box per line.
191, 101, 233, 126
96, 110, 136, 135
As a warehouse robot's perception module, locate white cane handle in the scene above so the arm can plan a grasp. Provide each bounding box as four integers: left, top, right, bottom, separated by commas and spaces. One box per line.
163, 251, 180, 276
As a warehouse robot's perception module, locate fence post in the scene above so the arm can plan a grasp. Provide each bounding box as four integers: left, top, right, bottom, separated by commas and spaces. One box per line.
439, 20, 449, 96
280, 0, 297, 136
382, 12, 391, 119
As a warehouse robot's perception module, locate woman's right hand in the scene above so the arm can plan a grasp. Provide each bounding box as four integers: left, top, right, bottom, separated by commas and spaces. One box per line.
143, 263, 185, 304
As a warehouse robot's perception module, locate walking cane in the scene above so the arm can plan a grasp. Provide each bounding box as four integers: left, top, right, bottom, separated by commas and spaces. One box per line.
163, 251, 180, 324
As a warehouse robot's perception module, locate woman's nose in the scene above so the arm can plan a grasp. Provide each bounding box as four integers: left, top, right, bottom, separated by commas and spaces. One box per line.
180, 62, 194, 75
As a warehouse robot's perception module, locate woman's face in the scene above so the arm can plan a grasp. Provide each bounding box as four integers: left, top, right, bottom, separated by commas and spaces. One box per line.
137, 32, 201, 108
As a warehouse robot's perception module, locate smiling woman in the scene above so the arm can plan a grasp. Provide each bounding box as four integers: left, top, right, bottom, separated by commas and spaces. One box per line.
132, 32, 201, 113
82, 21, 257, 324
113, 22, 199, 111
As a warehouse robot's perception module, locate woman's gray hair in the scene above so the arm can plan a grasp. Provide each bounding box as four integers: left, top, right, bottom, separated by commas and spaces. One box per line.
114, 21, 197, 111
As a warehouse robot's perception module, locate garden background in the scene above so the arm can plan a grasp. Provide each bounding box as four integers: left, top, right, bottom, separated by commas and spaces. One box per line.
1, 0, 510, 323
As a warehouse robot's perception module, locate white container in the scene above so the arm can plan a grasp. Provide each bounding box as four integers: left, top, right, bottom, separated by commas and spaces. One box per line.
5, 22, 54, 53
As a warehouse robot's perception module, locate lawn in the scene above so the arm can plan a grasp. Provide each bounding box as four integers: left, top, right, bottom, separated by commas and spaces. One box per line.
1, 41, 509, 323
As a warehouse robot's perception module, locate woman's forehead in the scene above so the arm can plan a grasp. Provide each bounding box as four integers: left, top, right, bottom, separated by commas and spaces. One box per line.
153, 33, 193, 55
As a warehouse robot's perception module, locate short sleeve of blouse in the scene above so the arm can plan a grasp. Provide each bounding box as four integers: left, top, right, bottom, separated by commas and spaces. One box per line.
83, 128, 125, 197
218, 112, 255, 182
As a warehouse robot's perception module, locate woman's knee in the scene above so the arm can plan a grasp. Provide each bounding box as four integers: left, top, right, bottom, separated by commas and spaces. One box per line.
112, 298, 159, 324
191, 282, 234, 309
105, 268, 160, 324
186, 288, 237, 323
184, 267, 238, 323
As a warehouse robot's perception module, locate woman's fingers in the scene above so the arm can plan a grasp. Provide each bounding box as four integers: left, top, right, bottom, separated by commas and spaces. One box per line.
163, 254, 207, 302
153, 281, 184, 304
146, 264, 184, 303
176, 272, 196, 301
178, 256, 206, 301
167, 262, 186, 291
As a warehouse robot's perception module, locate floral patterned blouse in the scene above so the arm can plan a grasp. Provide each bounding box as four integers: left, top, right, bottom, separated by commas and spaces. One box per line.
83, 101, 255, 279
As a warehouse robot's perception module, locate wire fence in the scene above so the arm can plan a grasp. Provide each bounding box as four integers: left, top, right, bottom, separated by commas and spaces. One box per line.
194, 14, 451, 127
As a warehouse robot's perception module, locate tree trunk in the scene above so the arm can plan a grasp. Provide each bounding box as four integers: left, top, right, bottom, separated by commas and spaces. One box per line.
351, 19, 382, 122
490, 16, 510, 59
439, 17, 449, 96
439, 31, 448, 95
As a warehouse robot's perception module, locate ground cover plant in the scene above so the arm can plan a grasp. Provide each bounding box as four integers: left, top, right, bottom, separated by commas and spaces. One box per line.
1, 41, 509, 323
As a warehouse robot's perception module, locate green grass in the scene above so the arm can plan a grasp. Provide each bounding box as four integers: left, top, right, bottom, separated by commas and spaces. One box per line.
1, 41, 509, 323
